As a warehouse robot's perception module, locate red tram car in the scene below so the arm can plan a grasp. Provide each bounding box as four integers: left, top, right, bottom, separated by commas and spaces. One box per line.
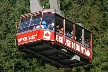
16, 11, 93, 68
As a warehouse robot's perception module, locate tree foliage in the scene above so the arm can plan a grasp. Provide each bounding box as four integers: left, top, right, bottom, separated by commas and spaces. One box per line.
0, 0, 108, 72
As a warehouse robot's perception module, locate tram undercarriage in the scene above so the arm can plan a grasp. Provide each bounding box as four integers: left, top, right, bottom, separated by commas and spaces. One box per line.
18, 40, 90, 68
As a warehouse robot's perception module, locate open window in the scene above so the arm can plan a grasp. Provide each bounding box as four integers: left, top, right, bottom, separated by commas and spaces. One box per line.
42, 13, 55, 30
84, 29, 92, 48
75, 25, 82, 42
55, 14, 64, 35
75, 24, 92, 48
65, 19, 72, 38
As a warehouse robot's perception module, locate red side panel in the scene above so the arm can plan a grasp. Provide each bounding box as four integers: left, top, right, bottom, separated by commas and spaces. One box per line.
17, 30, 40, 45
56, 33, 92, 59
16, 30, 55, 45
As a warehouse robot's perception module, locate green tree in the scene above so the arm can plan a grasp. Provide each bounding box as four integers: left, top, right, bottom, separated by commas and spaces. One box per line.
0, 0, 108, 72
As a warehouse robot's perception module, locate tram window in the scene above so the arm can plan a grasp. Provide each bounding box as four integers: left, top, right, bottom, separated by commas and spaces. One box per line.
29, 25, 34, 30
26, 21, 30, 27
31, 15, 41, 25
18, 29, 24, 33
18, 14, 42, 33
19, 23, 24, 29
31, 15, 42, 29
42, 13, 55, 30
65, 20, 72, 38
23, 27, 28, 31
19, 17, 31, 31
22, 22, 28, 31
22, 17, 31, 22
75, 25, 82, 42
55, 14, 63, 35
84, 29, 91, 48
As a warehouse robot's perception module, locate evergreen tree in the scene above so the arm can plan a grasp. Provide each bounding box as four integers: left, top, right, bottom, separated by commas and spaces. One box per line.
0, 0, 107, 72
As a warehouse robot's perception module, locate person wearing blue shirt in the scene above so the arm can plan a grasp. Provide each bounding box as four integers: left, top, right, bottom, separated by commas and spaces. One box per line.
42, 21, 47, 29
65, 31, 72, 37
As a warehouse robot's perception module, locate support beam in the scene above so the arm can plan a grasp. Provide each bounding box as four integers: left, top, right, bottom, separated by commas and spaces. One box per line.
49, 0, 63, 16
30, 0, 43, 13
82, 29, 84, 46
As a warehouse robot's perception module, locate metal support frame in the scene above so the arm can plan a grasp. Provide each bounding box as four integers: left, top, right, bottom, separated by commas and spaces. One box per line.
72, 24, 75, 40
49, 0, 63, 16
30, 0, 63, 16
63, 19, 65, 44
82, 29, 84, 46
90, 33, 92, 49
30, 0, 43, 13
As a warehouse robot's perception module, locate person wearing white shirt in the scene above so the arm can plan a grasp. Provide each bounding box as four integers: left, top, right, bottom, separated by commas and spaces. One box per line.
48, 21, 54, 30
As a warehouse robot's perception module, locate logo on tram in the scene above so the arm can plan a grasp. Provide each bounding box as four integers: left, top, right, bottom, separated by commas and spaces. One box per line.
43, 31, 51, 40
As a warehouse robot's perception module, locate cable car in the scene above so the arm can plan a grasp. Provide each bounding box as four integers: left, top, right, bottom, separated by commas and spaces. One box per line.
16, 11, 93, 68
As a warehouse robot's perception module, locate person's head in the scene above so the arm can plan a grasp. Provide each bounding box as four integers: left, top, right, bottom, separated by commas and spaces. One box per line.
56, 25, 59, 28
59, 28, 63, 34
42, 21, 46, 25
60, 28, 63, 31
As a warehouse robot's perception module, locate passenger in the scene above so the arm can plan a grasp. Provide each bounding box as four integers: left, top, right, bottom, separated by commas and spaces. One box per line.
36, 20, 44, 29
42, 21, 47, 29
33, 24, 36, 30
79, 36, 82, 43
50, 21, 54, 30
79, 36, 90, 47
30, 24, 33, 29
36, 24, 44, 29
71, 31, 76, 40
36, 25, 40, 28
56, 25, 60, 32
79, 36, 86, 43
71, 36, 76, 40
86, 39, 90, 48
59, 28, 63, 35
65, 31, 71, 37
48, 21, 54, 30
86, 42, 90, 48
48, 24, 53, 30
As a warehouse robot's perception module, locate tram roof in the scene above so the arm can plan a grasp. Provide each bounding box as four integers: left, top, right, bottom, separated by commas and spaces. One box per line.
19, 11, 92, 33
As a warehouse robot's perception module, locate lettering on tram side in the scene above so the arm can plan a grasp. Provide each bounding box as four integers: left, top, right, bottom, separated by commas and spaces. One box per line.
18, 34, 37, 43
56, 35, 64, 44
56, 34, 91, 57
28, 34, 37, 40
